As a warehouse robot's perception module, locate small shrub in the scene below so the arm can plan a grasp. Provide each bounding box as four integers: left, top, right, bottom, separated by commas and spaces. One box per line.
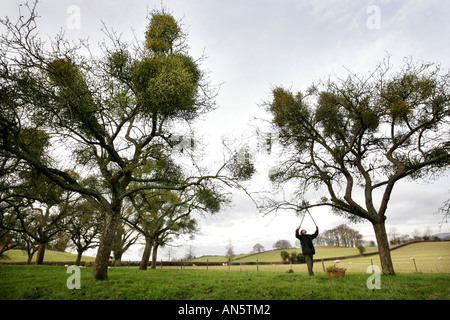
296, 253, 306, 263
357, 245, 366, 255
289, 252, 297, 263
280, 250, 289, 262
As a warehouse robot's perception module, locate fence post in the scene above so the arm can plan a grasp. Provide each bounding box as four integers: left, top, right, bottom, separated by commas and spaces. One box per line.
207, 259, 209, 271
411, 257, 418, 272
257, 259, 259, 272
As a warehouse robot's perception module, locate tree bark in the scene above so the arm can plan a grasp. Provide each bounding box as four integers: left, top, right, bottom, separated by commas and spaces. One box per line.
372, 221, 396, 275
151, 242, 159, 269
92, 211, 121, 280
76, 250, 82, 266
35, 243, 45, 265
139, 237, 152, 270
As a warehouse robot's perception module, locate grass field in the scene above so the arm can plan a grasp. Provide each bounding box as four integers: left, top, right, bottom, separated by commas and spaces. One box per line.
0, 242, 449, 301
0, 265, 449, 300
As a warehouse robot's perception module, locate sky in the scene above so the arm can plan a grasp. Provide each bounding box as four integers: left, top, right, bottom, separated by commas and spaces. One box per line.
3, 0, 450, 260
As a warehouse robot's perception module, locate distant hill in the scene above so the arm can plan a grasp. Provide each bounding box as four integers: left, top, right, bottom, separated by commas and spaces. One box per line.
0, 249, 96, 263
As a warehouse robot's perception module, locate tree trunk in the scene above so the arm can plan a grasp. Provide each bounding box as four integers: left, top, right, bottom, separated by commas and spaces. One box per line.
92, 211, 121, 280
26, 252, 33, 264
35, 243, 45, 265
372, 221, 396, 275
114, 257, 122, 266
139, 237, 152, 270
76, 249, 82, 266
151, 242, 159, 269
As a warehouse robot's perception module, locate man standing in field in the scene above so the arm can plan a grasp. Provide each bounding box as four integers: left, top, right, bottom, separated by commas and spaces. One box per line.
295, 226, 319, 276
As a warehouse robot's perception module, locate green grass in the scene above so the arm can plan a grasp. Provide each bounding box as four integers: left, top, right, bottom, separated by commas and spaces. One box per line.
1, 242, 449, 300
0, 265, 449, 300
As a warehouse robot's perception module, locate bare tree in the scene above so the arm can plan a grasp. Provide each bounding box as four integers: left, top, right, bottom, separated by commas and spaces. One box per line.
225, 239, 235, 260
273, 239, 292, 250
252, 243, 265, 253
184, 244, 196, 261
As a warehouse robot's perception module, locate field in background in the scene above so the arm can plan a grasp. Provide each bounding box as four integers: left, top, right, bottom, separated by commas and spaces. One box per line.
192, 246, 380, 263
190, 242, 450, 274
1, 249, 96, 263
2, 242, 449, 274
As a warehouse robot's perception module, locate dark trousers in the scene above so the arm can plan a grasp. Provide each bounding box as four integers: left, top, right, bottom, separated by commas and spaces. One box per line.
304, 254, 314, 276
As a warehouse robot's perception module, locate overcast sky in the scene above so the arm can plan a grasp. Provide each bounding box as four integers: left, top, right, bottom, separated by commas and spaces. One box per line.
3, 0, 450, 259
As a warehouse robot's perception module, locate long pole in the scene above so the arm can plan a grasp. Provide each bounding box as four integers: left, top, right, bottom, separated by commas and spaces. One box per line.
307, 210, 318, 227
298, 211, 306, 228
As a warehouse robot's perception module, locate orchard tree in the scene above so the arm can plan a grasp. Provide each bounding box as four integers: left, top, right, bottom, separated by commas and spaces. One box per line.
64, 198, 102, 266
0, 222, 18, 259
112, 220, 139, 266
0, 163, 73, 264
0, 3, 247, 280
265, 57, 450, 275
123, 174, 223, 269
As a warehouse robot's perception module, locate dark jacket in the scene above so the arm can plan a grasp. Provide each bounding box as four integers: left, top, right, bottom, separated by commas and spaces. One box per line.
295, 228, 318, 255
